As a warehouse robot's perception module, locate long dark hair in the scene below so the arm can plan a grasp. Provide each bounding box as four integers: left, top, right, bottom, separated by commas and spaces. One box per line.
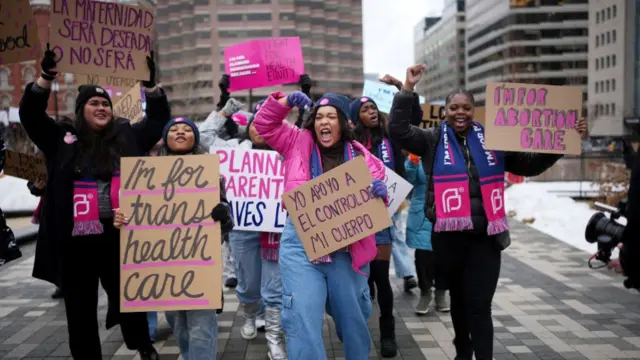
302, 106, 355, 144
353, 109, 388, 148
73, 113, 122, 179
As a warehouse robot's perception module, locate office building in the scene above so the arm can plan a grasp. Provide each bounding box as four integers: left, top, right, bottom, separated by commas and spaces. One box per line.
156, 0, 364, 120
588, 0, 639, 136
465, 0, 588, 106
413, 0, 465, 103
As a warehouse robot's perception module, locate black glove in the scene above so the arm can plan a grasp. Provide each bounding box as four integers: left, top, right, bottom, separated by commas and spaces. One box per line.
211, 203, 230, 222
219, 74, 230, 92
141, 51, 157, 88
224, 116, 239, 138
40, 43, 58, 81
299, 74, 312, 96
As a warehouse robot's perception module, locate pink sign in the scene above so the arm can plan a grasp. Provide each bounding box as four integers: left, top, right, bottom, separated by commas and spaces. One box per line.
224, 37, 305, 92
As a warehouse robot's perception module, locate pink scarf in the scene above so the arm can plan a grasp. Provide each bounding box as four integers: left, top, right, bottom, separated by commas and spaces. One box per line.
71, 172, 120, 236
260, 233, 280, 261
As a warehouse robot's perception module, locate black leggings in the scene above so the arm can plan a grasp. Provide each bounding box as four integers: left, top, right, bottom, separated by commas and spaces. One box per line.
62, 220, 150, 359
432, 231, 501, 360
369, 259, 393, 319
414, 249, 447, 293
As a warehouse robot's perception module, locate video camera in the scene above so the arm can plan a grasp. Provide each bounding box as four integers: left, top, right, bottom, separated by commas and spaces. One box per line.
584, 198, 638, 289
585, 198, 627, 265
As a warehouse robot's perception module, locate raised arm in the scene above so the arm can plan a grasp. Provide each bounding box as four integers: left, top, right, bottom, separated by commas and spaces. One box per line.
199, 98, 243, 149
253, 91, 311, 157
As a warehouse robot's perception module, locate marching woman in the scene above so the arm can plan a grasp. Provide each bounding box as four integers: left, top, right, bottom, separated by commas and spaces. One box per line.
349, 96, 406, 357
200, 100, 286, 359
253, 91, 388, 359
388, 64, 588, 360
18, 45, 169, 359
114, 117, 235, 360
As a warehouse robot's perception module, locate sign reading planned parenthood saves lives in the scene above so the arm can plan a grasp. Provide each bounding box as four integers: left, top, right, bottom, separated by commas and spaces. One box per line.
50, 0, 155, 80
282, 157, 391, 261
119, 155, 222, 312
212, 147, 286, 233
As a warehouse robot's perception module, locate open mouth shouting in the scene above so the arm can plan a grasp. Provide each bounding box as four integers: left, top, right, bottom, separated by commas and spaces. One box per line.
319, 128, 333, 144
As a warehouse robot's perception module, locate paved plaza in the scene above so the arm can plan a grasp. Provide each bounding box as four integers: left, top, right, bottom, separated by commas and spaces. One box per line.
1, 221, 640, 359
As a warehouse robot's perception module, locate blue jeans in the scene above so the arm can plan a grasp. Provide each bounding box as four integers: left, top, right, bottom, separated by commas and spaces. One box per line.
279, 218, 372, 359
165, 310, 218, 360
229, 230, 282, 308
147, 312, 157, 341
391, 211, 416, 278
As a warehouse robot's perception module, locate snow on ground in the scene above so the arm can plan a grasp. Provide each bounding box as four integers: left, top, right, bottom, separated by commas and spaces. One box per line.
506, 182, 626, 255
0, 175, 39, 212
530, 181, 627, 198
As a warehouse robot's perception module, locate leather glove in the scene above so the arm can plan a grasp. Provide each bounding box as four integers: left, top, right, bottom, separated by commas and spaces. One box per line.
141, 51, 157, 88
286, 91, 312, 110
40, 43, 58, 81
211, 203, 231, 222
222, 98, 243, 116
219, 74, 230, 92
370, 178, 388, 199
299, 74, 312, 95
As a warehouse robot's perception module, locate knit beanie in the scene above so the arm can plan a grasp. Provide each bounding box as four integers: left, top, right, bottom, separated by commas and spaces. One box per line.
162, 117, 200, 148
349, 96, 377, 125
315, 93, 351, 120
75, 85, 113, 115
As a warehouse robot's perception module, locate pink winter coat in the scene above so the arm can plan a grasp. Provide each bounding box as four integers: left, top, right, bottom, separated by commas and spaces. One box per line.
253, 91, 386, 275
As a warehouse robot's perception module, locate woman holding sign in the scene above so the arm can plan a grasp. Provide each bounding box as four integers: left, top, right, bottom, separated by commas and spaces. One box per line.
253, 91, 389, 359
18, 45, 170, 360
115, 117, 235, 360
348, 96, 410, 357
388, 65, 588, 360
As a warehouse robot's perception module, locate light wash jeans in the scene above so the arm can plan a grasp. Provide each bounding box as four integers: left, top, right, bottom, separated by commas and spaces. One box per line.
279, 217, 372, 359
165, 310, 218, 360
222, 241, 236, 281
229, 230, 282, 307
147, 312, 157, 341
391, 210, 416, 278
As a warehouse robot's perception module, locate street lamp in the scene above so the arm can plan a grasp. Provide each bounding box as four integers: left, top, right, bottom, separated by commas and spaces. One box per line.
52, 80, 59, 121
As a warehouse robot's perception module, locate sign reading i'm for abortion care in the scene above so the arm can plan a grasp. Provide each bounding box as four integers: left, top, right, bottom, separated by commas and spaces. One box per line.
225, 36, 304, 92
119, 155, 222, 312
0, 0, 41, 65
282, 157, 391, 261
213, 148, 286, 233
484, 82, 582, 155
113, 82, 143, 124
50, 0, 155, 80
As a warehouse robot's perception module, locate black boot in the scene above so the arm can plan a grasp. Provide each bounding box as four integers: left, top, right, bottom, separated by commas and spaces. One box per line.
380, 316, 397, 358
139, 344, 159, 360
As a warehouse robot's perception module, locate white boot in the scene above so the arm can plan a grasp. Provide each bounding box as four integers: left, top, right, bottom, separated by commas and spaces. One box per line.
265, 306, 287, 360
240, 301, 260, 340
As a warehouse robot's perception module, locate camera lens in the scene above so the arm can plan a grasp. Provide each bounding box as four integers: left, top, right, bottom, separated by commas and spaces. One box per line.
585, 212, 626, 244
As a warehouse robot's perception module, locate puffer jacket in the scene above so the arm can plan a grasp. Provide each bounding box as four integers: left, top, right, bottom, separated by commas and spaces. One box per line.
199, 109, 252, 150
405, 159, 432, 251
388, 89, 563, 242
253, 91, 387, 273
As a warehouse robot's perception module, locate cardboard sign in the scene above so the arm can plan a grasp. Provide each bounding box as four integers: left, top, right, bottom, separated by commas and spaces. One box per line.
120, 155, 222, 312
82, 74, 138, 103
282, 157, 391, 261
0, 0, 41, 65
212, 147, 286, 233
484, 82, 582, 155
225, 37, 304, 91
420, 104, 485, 129
384, 169, 413, 216
50, 0, 154, 80
3, 150, 46, 183
113, 82, 143, 124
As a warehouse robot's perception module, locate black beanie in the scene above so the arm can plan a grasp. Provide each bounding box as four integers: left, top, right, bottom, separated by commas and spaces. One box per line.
75, 85, 113, 114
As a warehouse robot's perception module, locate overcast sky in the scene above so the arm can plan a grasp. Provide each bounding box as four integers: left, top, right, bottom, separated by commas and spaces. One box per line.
362, 0, 444, 80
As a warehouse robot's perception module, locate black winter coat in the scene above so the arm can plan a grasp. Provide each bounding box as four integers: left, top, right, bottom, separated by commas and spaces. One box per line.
388, 90, 562, 242
19, 82, 171, 287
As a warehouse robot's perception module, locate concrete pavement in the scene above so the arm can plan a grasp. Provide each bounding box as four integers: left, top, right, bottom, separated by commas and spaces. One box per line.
1, 221, 640, 359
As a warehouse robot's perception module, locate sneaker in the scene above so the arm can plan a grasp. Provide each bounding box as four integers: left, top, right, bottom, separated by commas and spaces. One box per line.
435, 290, 450, 312
404, 276, 418, 293
256, 313, 266, 332
416, 289, 433, 315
